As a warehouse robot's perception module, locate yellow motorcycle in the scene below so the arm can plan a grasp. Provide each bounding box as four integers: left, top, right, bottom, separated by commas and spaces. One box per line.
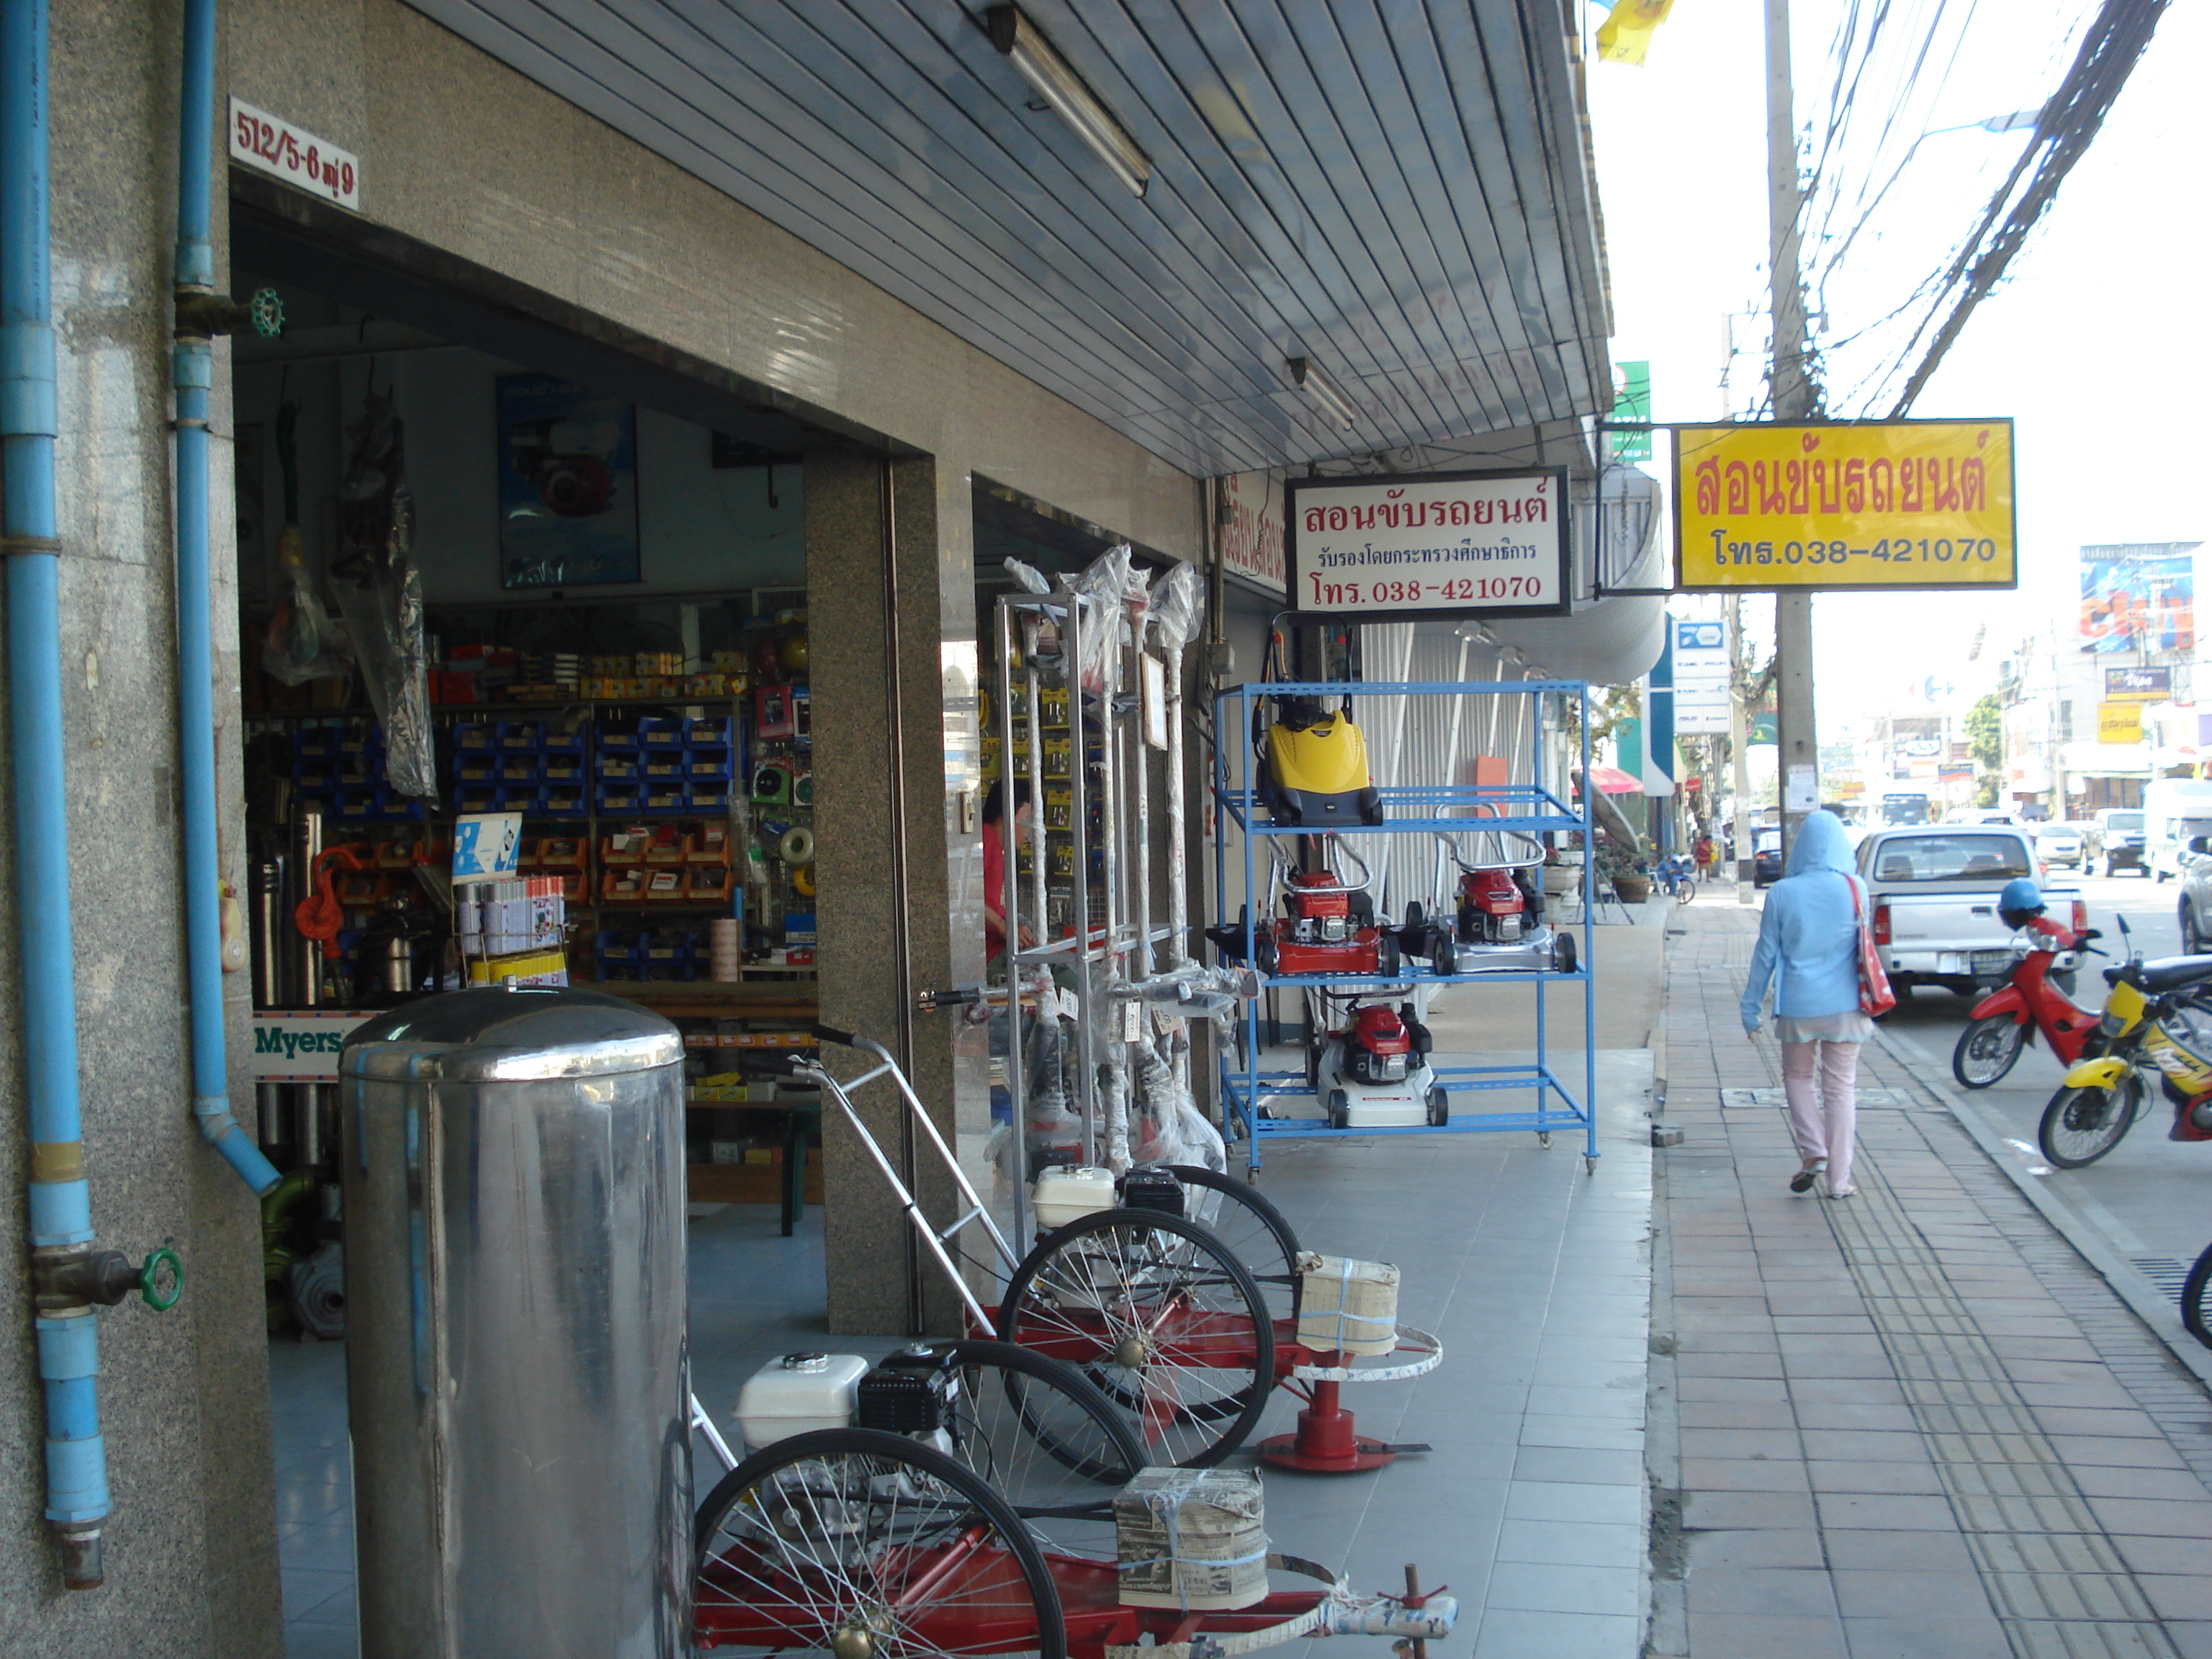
2038, 919, 2212, 1168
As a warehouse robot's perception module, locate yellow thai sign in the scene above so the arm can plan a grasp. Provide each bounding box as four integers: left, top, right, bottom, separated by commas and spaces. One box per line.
2098, 701, 2144, 745
1675, 421, 2015, 590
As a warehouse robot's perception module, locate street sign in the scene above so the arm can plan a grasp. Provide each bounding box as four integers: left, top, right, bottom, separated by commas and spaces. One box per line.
1674, 420, 2015, 591
1609, 361, 1651, 462
1285, 469, 1569, 621
1671, 617, 1729, 734
2104, 665, 2172, 702
2098, 701, 2144, 745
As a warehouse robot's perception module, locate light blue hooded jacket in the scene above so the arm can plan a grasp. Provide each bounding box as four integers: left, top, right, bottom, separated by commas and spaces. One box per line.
1740, 811, 1863, 1034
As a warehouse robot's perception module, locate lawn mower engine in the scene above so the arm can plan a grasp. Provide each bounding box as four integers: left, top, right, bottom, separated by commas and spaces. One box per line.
1457, 868, 1538, 945
1318, 1001, 1446, 1130
1208, 873, 1401, 978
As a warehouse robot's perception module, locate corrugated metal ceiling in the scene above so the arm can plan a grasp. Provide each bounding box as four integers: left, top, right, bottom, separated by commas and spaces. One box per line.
403, 1, 1612, 476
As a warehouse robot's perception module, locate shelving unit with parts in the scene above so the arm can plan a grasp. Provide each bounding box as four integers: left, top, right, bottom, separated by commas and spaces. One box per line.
1211, 678, 1599, 1174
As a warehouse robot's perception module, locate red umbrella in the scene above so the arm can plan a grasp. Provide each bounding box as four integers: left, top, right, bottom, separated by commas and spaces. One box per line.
1578, 766, 1643, 795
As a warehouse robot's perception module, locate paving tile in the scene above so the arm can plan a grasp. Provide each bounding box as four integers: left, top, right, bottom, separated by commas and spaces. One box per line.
1684, 1611, 1848, 1659
1820, 1529, 1976, 1573
2167, 1623, 2212, 1659
1511, 1444, 1644, 1487
1491, 1518, 1644, 1570
1794, 1430, 1931, 1465
1681, 1456, 1812, 1493
1683, 1528, 1825, 1570
2082, 1496, 2212, 1540
1680, 1489, 1818, 1532
1500, 1479, 1643, 1527
1675, 1350, 1786, 1380
1677, 1375, 1791, 1404
1804, 1460, 1947, 1496
2107, 1532, 2210, 1577
1470, 1608, 1641, 1659
1484, 1560, 1640, 1617
2041, 1432, 2189, 1470
1679, 1426, 1802, 1461
1839, 1615, 2010, 1658
1791, 1401, 1920, 1433
1518, 1413, 1644, 1452
1829, 1568, 1996, 1619
1679, 1400, 1799, 1431
1684, 1565, 1839, 1616
282, 1566, 351, 1622
2066, 1463, 2212, 1502
1812, 1493, 1961, 1532
2136, 1575, 2212, 1622
1790, 1377, 1908, 1406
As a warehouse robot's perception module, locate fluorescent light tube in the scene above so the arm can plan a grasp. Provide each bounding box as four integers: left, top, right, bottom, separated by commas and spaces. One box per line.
986, 6, 1150, 197
1286, 357, 1359, 431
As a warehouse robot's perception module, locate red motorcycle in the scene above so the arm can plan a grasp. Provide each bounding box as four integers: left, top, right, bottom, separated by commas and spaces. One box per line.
1951, 913, 2104, 1088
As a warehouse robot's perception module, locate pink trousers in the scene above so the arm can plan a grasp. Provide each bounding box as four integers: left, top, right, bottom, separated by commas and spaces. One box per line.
1781, 1039, 1859, 1194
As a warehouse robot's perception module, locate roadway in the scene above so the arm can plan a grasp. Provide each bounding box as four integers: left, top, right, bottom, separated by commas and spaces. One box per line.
1869, 863, 2212, 1313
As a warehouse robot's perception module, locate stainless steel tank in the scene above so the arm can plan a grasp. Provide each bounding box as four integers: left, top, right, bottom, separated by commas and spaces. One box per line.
339, 984, 690, 1658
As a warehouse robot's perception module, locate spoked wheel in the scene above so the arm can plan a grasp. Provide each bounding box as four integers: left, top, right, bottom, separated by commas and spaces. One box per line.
997, 1208, 1277, 1468
883, 1339, 1144, 1547
2181, 1241, 2212, 1350
1162, 1163, 1303, 1324
2037, 1076, 2143, 1169
695, 1426, 1064, 1659
1952, 1014, 2028, 1089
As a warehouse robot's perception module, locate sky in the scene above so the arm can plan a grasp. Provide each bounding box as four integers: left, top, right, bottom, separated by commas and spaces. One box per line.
1583, 0, 2210, 742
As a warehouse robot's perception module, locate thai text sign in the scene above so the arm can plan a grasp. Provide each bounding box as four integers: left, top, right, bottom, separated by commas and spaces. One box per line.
1220, 469, 1285, 596
1675, 421, 2014, 590
1285, 469, 1568, 621
2098, 701, 2144, 745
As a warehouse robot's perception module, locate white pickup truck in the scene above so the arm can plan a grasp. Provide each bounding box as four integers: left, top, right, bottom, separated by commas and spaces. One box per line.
1855, 825, 2087, 999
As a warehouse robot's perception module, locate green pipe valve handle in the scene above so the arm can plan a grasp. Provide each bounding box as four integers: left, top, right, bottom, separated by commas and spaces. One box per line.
247, 287, 284, 339
138, 1247, 184, 1311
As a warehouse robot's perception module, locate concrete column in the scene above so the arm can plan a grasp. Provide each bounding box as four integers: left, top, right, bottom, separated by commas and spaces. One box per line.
806, 451, 968, 1334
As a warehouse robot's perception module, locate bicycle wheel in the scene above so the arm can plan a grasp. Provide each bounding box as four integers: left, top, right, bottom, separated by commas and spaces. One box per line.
1952, 1014, 2028, 1089
2180, 1241, 2212, 1350
997, 1208, 1277, 1468
1675, 876, 1694, 906
695, 1427, 1064, 1659
2037, 1076, 2142, 1169
1161, 1163, 1303, 1324
882, 1339, 1142, 1550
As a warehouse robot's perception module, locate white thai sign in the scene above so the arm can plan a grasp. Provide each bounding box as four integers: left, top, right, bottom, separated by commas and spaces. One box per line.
1285, 469, 1569, 621
1219, 469, 1285, 596
1673, 616, 1730, 734
228, 99, 360, 210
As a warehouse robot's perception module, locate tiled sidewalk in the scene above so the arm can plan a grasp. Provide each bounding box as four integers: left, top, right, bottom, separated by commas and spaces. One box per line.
1650, 899, 2212, 1658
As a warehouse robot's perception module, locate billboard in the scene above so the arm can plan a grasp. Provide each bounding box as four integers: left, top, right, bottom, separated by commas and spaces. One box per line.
1285, 469, 1569, 621
1218, 469, 1285, 596
2080, 544, 2198, 656
1671, 616, 1730, 734
2104, 664, 2172, 702
2098, 701, 2144, 745
1675, 420, 2015, 590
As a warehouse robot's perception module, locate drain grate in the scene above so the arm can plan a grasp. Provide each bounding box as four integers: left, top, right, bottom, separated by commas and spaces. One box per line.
1719, 1086, 1913, 1110
2129, 1256, 2189, 1300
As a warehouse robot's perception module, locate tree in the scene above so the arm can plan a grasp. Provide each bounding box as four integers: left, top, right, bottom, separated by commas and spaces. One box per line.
1966, 693, 2003, 774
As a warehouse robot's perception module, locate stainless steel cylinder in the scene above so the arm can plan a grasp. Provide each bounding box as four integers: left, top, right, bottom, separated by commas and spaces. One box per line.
251, 857, 283, 1009
339, 986, 690, 1658
295, 1084, 325, 1169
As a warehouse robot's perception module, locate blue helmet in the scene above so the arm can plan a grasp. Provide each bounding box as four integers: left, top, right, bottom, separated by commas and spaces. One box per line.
1999, 878, 2044, 927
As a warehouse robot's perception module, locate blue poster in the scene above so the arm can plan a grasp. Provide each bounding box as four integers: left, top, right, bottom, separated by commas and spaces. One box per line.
497, 373, 640, 589
2079, 542, 2197, 656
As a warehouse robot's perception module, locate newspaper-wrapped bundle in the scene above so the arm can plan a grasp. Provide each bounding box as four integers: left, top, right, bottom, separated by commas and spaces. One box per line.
1113, 1467, 1267, 1611
1295, 1252, 1401, 1357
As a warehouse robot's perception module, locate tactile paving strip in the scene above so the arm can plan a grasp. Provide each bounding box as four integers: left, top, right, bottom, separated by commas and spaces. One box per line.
1821, 1156, 2182, 1658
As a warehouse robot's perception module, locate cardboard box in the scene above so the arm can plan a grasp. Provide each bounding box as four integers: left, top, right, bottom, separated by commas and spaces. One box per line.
1113, 1467, 1267, 1611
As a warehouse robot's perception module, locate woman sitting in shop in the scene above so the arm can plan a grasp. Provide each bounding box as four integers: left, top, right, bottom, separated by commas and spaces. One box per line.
982, 778, 1036, 970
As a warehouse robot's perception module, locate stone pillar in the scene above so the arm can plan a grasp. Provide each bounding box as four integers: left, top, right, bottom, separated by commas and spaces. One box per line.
806, 452, 967, 1333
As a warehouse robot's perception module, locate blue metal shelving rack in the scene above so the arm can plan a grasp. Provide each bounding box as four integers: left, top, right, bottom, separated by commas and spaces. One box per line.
1213, 679, 1600, 1174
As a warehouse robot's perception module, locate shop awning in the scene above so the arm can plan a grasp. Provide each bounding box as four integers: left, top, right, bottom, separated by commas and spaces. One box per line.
400, 1, 1611, 477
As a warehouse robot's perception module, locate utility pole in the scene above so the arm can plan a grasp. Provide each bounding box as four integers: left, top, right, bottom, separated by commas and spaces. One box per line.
1729, 595, 1755, 895
1766, 0, 1820, 851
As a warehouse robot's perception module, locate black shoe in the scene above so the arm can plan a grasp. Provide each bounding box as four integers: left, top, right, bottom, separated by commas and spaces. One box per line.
1789, 1167, 1818, 1194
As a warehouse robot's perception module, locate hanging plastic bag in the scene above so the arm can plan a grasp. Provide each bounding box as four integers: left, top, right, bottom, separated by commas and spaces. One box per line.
1150, 561, 1206, 652
331, 390, 437, 801
1002, 557, 1052, 595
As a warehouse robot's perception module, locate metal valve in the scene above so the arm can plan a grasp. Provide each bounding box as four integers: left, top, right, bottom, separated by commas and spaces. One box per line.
173, 284, 284, 341
33, 1245, 184, 1313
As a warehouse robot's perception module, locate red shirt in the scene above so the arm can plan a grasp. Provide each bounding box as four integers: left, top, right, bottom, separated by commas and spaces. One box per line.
983, 818, 1007, 957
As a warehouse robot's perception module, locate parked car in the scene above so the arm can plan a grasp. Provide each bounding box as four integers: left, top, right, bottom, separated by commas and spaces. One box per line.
2034, 822, 2085, 871
2085, 808, 2147, 877
1856, 826, 2086, 999
1752, 827, 1783, 887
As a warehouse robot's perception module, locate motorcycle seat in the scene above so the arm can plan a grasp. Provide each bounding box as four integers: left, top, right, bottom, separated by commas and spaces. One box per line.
2108, 954, 2212, 992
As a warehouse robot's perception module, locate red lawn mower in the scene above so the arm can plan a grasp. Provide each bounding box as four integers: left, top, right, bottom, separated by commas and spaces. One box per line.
1207, 843, 1401, 980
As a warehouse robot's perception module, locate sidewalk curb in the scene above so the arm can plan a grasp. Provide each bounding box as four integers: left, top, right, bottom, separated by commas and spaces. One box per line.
1642, 907, 1684, 1657
1871, 1025, 2212, 1394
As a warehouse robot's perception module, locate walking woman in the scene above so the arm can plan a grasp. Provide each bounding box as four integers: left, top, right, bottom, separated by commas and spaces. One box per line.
1740, 810, 1871, 1198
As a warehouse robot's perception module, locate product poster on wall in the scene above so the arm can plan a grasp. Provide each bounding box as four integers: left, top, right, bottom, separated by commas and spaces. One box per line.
497, 373, 641, 589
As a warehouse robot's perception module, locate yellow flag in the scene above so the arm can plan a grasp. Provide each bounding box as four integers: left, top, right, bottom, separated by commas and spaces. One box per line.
1597, 0, 1677, 66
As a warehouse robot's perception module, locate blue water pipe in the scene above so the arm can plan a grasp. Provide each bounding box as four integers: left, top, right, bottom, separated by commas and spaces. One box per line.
173, 0, 280, 1199
4, 0, 109, 1589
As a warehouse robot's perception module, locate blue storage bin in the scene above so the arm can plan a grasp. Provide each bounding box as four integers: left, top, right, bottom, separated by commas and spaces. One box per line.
598, 785, 642, 814
500, 757, 544, 783
541, 723, 588, 754
595, 930, 639, 963
453, 721, 496, 752
595, 717, 641, 752
688, 784, 730, 811
598, 755, 639, 782
684, 716, 732, 747
685, 750, 735, 781
640, 785, 686, 814
639, 753, 685, 782
497, 720, 544, 752
542, 787, 588, 819
456, 785, 503, 815
454, 753, 498, 783
636, 716, 684, 749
